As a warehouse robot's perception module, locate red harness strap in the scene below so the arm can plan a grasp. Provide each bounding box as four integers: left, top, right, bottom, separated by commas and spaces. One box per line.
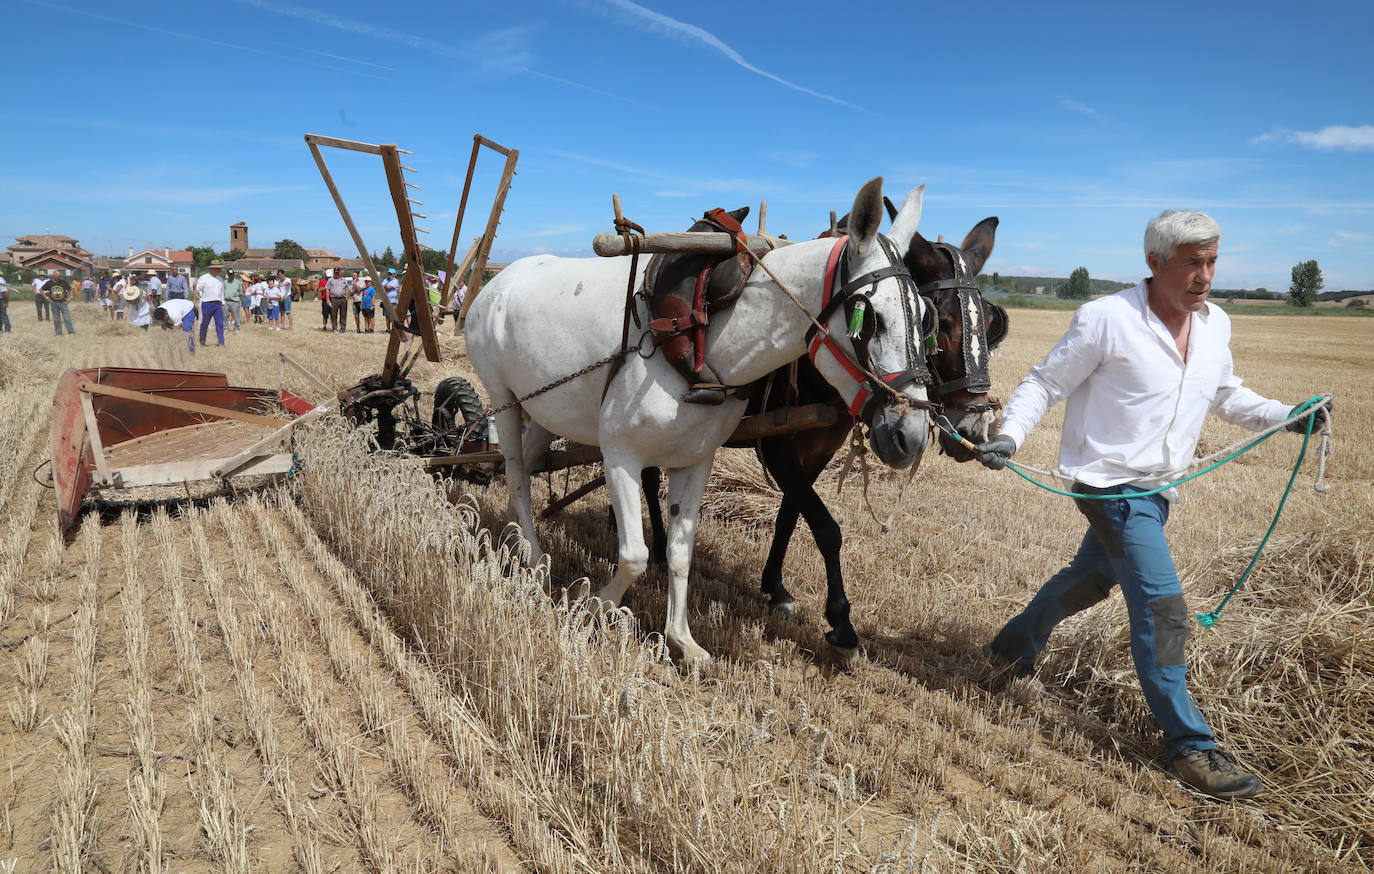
808, 235, 869, 416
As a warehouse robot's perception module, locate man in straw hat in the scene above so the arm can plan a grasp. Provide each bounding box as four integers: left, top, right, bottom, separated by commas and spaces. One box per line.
195, 260, 227, 347
123, 280, 151, 329
975, 209, 1332, 800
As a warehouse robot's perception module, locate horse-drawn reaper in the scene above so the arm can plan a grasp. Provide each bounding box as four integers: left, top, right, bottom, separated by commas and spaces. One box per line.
466, 178, 935, 662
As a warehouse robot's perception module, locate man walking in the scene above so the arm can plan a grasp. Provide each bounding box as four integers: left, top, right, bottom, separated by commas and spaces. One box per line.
81, 275, 95, 303
976, 209, 1331, 800
195, 261, 227, 347
166, 268, 189, 301
0, 274, 10, 333
32, 275, 50, 321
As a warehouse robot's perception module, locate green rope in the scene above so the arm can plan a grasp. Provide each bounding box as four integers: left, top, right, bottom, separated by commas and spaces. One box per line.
993, 395, 1325, 627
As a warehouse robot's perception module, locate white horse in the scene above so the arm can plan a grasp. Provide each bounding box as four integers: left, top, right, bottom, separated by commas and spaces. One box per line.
466, 177, 933, 662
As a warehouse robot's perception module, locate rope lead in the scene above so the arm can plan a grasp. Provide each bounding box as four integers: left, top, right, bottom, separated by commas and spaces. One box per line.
950, 395, 1333, 628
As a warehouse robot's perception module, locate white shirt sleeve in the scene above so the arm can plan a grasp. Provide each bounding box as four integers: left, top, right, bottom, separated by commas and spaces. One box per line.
996, 305, 1103, 450
1208, 347, 1292, 431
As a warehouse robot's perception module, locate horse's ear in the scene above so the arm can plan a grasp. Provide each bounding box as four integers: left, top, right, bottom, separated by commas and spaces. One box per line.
836, 211, 849, 231
728, 206, 750, 224
887, 184, 925, 256
904, 230, 945, 283
959, 217, 999, 276
883, 196, 898, 223
848, 177, 884, 254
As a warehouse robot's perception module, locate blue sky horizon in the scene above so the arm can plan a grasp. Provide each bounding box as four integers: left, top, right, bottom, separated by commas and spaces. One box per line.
6, 0, 1372, 290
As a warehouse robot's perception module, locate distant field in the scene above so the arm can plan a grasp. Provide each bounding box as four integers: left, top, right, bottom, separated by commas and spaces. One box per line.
0, 302, 1369, 872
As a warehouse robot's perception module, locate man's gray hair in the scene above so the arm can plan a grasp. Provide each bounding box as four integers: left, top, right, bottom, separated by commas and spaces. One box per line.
1144, 209, 1220, 264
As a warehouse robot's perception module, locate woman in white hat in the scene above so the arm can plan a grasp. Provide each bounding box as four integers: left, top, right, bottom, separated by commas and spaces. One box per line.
124, 282, 151, 329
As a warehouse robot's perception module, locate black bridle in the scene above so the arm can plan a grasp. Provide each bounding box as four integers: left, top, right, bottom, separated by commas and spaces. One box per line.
806, 233, 937, 419
917, 242, 996, 414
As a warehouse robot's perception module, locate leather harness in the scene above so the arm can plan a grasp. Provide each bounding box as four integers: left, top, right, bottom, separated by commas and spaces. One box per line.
806, 234, 935, 418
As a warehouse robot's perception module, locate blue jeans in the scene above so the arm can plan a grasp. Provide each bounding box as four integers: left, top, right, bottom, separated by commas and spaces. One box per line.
989, 484, 1216, 760
181, 310, 198, 353
199, 300, 225, 345
52, 300, 74, 335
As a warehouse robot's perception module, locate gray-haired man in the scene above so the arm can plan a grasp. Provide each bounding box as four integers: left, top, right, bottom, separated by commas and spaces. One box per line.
976, 209, 1330, 799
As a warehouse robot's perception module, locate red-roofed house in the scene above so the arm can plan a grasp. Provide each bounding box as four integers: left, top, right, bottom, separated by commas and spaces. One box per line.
123, 248, 194, 276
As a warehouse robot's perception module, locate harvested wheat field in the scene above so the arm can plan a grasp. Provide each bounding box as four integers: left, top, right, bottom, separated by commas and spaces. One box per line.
0, 303, 1370, 873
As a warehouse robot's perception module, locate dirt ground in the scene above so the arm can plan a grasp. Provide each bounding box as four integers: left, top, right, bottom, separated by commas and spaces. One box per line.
0, 298, 1369, 873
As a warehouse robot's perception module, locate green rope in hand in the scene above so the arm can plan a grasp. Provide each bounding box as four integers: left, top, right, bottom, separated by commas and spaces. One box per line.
984, 395, 1326, 628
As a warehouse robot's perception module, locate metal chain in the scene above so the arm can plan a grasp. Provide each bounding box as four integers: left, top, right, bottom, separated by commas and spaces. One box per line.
457, 342, 641, 445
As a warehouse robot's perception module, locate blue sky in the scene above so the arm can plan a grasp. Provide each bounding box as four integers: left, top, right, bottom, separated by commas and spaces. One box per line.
6, 0, 1372, 290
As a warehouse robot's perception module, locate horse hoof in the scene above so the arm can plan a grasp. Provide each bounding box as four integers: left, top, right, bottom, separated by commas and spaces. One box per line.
672, 641, 713, 664
829, 643, 862, 668
770, 598, 799, 618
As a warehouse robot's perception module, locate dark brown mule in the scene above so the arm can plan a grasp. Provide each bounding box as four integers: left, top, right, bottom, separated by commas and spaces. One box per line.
643, 217, 1006, 660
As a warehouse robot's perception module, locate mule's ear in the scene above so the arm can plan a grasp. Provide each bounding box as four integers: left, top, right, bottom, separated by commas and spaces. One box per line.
848, 177, 884, 254
887, 184, 926, 256
728, 205, 750, 223
903, 230, 945, 283
959, 217, 999, 276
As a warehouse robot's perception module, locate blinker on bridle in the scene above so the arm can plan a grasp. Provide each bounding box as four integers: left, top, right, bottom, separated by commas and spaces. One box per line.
807, 233, 937, 419
917, 241, 994, 400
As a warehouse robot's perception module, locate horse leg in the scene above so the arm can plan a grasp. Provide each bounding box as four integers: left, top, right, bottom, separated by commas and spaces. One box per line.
758, 438, 802, 615
641, 467, 668, 566
595, 455, 650, 609
521, 420, 555, 475
661, 459, 714, 663
494, 404, 545, 565
760, 434, 856, 658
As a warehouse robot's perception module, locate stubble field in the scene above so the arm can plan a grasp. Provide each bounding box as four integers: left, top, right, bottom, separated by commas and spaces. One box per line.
0, 299, 1369, 872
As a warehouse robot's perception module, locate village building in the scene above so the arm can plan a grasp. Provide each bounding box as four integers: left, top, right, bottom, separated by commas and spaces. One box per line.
3, 233, 94, 278
226, 222, 361, 274
123, 247, 195, 276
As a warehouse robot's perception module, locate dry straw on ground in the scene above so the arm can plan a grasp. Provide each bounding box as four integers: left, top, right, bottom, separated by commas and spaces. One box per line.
0, 300, 1369, 872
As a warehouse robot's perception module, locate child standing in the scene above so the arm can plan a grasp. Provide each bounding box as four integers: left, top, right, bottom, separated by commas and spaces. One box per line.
360, 276, 376, 333
265, 278, 282, 329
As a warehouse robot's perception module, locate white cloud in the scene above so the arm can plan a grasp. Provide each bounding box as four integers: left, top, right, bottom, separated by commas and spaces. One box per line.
1251, 125, 1374, 151
1057, 96, 1104, 121
590, 0, 867, 112
767, 149, 819, 169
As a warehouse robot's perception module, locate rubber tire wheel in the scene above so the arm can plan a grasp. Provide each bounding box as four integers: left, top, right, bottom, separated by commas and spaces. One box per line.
433, 376, 487, 442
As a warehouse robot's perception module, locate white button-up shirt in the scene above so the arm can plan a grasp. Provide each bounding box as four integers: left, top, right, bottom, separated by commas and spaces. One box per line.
195, 272, 225, 303
997, 281, 1290, 499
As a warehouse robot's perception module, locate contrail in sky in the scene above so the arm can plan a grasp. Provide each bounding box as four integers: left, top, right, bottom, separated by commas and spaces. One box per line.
23, 0, 396, 81
595, 0, 868, 112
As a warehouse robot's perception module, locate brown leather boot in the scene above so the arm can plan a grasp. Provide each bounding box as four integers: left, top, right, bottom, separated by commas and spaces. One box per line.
1169, 749, 1263, 799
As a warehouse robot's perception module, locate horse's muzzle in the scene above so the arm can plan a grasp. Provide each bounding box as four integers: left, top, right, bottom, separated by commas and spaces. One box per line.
939, 407, 992, 463
868, 404, 930, 469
